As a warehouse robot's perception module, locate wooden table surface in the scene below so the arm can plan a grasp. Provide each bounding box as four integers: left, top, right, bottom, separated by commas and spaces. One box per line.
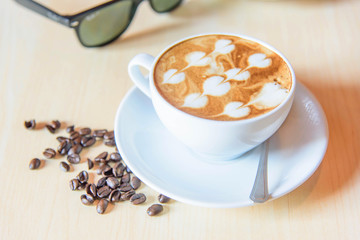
1, 0, 360, 239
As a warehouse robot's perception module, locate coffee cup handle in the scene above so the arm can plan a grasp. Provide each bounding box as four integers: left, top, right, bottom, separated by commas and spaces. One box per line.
128, 53, 155, 98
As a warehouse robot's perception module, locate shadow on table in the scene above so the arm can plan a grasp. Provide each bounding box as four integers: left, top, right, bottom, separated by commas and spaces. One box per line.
171, 0, 339, 19
170, 0, 234, 18
107, 0, 339, 48
106, 0, 234, 46
275, 74, 360, 208
119, 22, 187, 44
218, 74, 360, 218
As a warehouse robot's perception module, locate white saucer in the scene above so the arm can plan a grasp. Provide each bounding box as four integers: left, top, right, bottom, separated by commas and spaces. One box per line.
114, 82, 328, 208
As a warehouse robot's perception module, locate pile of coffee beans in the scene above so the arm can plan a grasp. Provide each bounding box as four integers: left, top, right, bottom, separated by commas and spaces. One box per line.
25, 119, 170, 216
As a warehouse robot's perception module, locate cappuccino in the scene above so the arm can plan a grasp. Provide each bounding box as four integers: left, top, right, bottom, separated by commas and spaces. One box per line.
153, 34, 292, 121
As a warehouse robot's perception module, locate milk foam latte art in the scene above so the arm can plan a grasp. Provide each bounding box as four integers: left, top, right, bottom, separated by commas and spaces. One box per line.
154, 35, 292, 121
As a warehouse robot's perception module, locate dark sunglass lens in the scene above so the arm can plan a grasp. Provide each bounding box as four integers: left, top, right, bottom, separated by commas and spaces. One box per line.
151, 0, 181, 12
78, 1, 133, 47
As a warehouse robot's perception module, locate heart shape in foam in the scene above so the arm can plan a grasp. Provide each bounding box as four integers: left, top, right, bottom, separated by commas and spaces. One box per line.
214, 39, 235, 54
248, 53, 272, 68
186, 51, 211, 67
248, 82, 289, 109
225, 68, 250, 82
222, 102, 250, 118
182, 93, 208, 108
163, 69, 185, 84
203, 76, 230, 96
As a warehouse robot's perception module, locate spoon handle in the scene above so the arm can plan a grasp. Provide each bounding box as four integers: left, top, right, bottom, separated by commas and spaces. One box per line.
250, 140, 270, 203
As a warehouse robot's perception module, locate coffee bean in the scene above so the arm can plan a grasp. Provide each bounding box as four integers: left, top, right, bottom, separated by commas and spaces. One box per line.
51, 120, 61, 129
147, 204, 163, 216
67, 145, 82, 155
78, 181, 87, 190
77, 171, 89, 183
69, 131, 80, 140
29, 158, 41, 170
81, 136, 96, 147
72, 136, 82, 145
104, 139, 116, 147
121, 173, 130, 183
65, 141, 73, 152
56, 136, 68, 142
103, 167, 114, 177
97, 186, 111, 198
93, 129, 107, 138
50, 120, 61, 129
97, 164, 111, 175
25, 121, 167, 215
67, 153, 81, 164
119, 183, 132, 192
87, 159, 94, 170
86, 183, 97, 198
69, 179, 80, 191
97, 177, 108, 188
43, 148, 56, 158
66, 125, 74, 133
158, 194, 171, 203
81, 194, 95, 205
58, 140, 71, 155
24, 120, 36, 129
109, 189, 121, 202
59, 161, 70, 172
45, 124, 56, 134
106, 177, 119, 189
120, 190, 135, 201
113, 162, 124, 178
131, 176, 141, 190
130, 193, 146, 205
58, 139, 68, 153
104, 131, 114, 140
79, 127, 91, 136
94, 152, 108, 163
97, 199, 109, 214
112, 167, 123, 178
109, 152, 121, 162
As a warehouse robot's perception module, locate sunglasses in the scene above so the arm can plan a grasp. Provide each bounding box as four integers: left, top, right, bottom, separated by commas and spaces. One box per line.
15, 0, 183, 47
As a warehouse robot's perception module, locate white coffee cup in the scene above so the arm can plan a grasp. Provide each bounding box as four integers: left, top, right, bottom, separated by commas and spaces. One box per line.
128, 33, 296, 161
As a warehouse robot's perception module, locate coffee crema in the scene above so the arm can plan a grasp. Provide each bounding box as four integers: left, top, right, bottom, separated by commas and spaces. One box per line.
154, 34, 292, 121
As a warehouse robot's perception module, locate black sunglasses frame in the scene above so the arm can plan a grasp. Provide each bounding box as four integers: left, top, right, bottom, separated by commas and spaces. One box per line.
15, 0, 182, 47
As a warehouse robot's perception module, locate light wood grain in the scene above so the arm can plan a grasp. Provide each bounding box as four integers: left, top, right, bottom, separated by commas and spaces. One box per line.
1, 0, 360, 239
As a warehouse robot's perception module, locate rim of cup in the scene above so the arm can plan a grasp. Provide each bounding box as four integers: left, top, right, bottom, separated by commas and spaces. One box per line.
149, 32, 297, 125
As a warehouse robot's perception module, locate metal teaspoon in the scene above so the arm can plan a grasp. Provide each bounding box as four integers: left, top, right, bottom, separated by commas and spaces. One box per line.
249, 140, 270, 203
